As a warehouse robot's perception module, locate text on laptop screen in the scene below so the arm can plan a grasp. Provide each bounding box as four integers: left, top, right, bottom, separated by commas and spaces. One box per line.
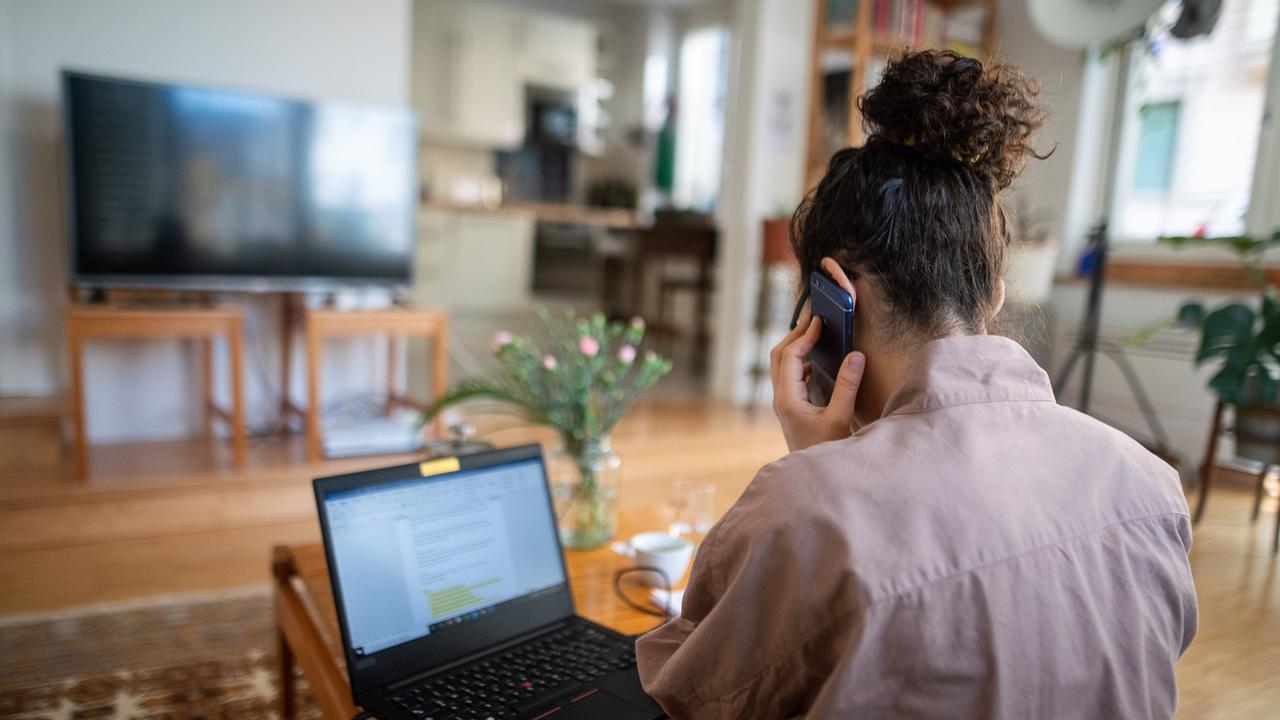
323, 458, 565, 655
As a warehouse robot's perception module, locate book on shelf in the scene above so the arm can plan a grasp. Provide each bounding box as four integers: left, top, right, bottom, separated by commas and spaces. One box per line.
822, 0, 986, 57
826, 0, 859, 27
869, 0, 952, 49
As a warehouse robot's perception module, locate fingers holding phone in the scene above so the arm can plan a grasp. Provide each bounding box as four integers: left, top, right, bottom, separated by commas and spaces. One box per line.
770, 258, 865, 452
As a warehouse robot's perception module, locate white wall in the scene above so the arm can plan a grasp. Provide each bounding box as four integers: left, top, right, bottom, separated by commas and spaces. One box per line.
709, 0, 815, 403
995, 0, 1088, 258
0, 0, 412, 441
0, 1, 17, 392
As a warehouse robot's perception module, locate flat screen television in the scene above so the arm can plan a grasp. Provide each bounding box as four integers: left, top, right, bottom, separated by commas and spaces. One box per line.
63, 71, 418, 290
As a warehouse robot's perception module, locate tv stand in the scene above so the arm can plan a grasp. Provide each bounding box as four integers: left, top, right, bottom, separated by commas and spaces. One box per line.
303, 306, 449, 461
64, 304, 247, 481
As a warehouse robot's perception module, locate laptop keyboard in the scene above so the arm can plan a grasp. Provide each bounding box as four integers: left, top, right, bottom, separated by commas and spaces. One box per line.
389, 623, 638, 720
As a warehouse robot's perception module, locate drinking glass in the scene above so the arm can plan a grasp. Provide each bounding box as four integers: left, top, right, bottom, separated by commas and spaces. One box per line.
668, 479, 716, 540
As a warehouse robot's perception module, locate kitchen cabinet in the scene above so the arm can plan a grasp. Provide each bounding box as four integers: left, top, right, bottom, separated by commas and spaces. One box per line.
413, 208, 536, 311
412, 0, 524, 148
411, 0, 598, 148
523, 14, 597, 90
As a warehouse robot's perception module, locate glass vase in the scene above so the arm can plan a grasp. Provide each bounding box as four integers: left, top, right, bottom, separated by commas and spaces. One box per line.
549, 436, 621, 550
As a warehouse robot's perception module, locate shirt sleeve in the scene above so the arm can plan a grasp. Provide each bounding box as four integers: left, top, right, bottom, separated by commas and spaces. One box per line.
634, 456, 862, 719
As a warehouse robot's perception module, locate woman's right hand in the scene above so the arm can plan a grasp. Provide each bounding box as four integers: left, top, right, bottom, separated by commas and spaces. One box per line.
770, 312, 866, 453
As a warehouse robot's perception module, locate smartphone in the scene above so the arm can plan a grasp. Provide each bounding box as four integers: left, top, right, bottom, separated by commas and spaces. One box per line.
808, 270, 854, 405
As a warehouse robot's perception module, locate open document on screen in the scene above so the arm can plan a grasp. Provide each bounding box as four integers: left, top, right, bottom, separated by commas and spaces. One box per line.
323, 459, 565, 656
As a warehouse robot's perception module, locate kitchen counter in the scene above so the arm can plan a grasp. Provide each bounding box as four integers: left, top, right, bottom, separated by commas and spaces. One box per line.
421, 200, 642, 230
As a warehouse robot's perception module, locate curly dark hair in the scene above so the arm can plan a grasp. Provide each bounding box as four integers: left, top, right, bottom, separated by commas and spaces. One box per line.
791, 50, 1050, 340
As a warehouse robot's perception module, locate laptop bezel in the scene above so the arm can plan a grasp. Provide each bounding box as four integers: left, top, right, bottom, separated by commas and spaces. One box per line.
313, 443, 577, 703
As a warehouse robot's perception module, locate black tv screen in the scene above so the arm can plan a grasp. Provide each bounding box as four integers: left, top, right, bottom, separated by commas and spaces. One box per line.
63, 72, 417, 289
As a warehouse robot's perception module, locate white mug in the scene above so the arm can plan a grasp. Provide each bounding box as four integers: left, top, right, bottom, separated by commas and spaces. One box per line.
619, 531, 694, 588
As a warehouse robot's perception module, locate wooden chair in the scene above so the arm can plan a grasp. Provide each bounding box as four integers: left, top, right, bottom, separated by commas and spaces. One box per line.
1195, 400, 1280, 553
628, 219, 717, 373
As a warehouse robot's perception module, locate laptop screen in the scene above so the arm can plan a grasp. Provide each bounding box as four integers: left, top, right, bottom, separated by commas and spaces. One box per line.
322, 455, 567, 657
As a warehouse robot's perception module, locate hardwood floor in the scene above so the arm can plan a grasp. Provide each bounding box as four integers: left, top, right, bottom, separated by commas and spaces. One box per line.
0, 398, 786, 614
0, 397, 1276, 717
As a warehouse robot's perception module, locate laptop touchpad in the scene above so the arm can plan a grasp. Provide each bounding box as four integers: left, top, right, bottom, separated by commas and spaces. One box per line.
555, 690, 650, 719
597, 668, 665, 715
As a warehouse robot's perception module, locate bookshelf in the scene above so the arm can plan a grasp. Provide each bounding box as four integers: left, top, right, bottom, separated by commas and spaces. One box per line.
804, 0, 999, 188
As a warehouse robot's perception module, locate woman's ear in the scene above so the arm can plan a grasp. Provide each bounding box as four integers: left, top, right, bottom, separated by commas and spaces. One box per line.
820, 257, 857, 298
992, 278, 1006, 319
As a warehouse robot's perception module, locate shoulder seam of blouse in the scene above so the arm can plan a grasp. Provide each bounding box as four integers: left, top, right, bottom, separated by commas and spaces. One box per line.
861, 509, 1191, 608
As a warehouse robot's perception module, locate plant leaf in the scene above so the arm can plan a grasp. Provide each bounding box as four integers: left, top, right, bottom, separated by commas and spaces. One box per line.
1207, 362, 1249, 405
1196, 304, 1255, 365
1176, 301, 1205, 328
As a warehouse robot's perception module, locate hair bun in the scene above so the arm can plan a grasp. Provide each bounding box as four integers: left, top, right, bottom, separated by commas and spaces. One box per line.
860, 50, 1047, 189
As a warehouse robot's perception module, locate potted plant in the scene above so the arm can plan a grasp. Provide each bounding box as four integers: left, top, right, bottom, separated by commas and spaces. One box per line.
1162, 229, 1280, 462
424, 308, 672, 550
1002, 201, 1059, 305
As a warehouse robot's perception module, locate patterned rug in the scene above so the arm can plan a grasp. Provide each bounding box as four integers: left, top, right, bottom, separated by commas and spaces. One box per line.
0, 588, 322, 719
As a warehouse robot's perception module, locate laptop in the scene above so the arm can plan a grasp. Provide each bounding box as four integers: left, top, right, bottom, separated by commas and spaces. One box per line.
314, 444, 667, 720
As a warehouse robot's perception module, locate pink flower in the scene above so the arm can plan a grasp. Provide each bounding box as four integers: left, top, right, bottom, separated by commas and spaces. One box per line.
579, 336, 600, 357
617, 345, 637, 364
630, 316, 645, 330
542, 354, 558, 370
491, 330, 513, 352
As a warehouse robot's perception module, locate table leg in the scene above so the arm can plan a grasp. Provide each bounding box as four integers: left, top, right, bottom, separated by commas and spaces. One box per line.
272, 546, 298, 720
1252, 464, 1271, 522
386, 334, 400, 416
279, 295, 299, 432
201, 338, 214, 439
1194, 402, 1223, 524
67, 323, 88, 482
307, 323, 323, 461
228, 323, 247, 468
695, 255, 712, 375
431, 318, 449, 439
276, 624, 297, 720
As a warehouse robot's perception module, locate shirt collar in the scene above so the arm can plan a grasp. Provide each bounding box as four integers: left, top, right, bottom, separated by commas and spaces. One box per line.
879, 335, 1056, 418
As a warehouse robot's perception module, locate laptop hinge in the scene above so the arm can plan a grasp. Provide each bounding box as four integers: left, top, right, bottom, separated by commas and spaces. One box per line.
384, 618, 575, 694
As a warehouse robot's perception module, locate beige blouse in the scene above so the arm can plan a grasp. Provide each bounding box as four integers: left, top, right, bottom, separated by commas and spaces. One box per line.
636, 335, 1197, 719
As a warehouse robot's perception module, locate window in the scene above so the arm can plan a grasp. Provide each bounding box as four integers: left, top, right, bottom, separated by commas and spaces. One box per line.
1132, 101, 1180, 191
1113, 0, 1279, 240
674, 26, 730, 211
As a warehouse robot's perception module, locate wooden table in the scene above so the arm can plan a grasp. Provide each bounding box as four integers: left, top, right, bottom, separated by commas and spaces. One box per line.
273, 506, 679, 720
304, 307, 449, 461
65, 305, 247, 481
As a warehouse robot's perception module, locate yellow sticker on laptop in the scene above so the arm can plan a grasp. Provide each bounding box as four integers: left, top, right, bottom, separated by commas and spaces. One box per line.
419, 457, 461, 477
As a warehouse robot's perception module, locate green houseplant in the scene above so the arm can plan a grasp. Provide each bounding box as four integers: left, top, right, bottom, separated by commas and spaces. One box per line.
1162, 229, 1280, 462
424, 308, 672, 550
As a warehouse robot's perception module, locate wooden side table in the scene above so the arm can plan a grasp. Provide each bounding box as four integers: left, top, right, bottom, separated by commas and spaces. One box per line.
65, 305, 247, 481
304, 308, 449, 462
1195, 400, 1280, 552
272, 507, 675, 720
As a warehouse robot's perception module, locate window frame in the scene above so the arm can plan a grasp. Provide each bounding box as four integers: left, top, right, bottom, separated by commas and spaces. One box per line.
1099, 7, 1280, 250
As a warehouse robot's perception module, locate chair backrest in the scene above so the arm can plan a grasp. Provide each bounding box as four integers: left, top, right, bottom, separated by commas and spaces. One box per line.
637, 224, 718, 260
